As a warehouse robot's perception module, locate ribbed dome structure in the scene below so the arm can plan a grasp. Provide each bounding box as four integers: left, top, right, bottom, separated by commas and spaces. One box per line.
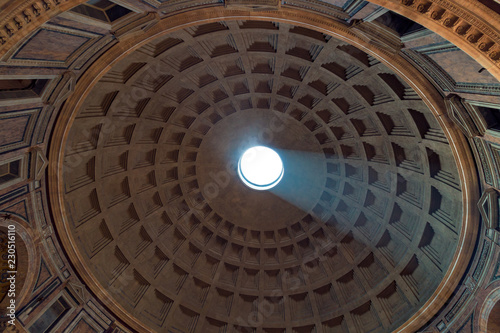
59, 20, 463, 332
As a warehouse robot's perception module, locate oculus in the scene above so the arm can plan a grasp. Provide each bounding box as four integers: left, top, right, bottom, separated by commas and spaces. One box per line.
238, 146, 284, 190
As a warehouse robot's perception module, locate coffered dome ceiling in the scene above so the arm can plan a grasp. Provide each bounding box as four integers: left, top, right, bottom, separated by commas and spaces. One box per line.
56, 20, 465, 332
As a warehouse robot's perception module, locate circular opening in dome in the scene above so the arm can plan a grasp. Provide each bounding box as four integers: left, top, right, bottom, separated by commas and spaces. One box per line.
238, 146, 284, 190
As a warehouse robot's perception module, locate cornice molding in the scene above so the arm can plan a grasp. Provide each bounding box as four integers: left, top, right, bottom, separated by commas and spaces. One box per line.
366, 0, 500, 79
1, 0, 500, 79
0, 0, 88, 57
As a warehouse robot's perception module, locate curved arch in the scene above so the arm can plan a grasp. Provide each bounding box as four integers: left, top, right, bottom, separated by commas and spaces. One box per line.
478, 287, 500, 332
47, 6, 479, 332
487, 301, 500, 332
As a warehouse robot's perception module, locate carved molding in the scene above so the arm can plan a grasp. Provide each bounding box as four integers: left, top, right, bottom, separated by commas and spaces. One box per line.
1, 0, 500, 79
110, 12, 160, 41
143, 0, 223, 12
473, 137, 495, 186
0, 0, 88, 56
282, 0, 350, 21
68, 281, 88, 303
478, 188, 499, 230
366, 0, 500, 79
351, 20, 403, 54
445, 94, 482, 138
42, 71, 76, 107
30, 146, 48, 181
402, 49, 500, 95
344, 0, 368, 16
225, 0, 281, 10
444, 288, 472, 322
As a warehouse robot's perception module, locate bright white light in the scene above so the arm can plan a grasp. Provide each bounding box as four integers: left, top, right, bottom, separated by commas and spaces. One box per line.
238, 146, 284, 190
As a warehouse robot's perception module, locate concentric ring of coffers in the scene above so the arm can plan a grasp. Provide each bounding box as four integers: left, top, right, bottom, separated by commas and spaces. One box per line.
60, 20, 463, 332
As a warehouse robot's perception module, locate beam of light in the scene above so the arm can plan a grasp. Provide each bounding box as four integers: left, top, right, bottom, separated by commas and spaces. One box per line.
268, 148, 327, 213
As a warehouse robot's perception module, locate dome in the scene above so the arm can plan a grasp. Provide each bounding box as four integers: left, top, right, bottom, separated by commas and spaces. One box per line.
1, 1, 498, 333
57, 20, 464, 332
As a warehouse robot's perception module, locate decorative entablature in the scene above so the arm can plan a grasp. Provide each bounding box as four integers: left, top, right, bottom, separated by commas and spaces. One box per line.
225, 0, 280, 10
401, 0, 500, 59
447, 98, 500, 217
445, 94, 500, 139
363, 0, 500, 79
0, 0, 78, 50
282, 0, 350, 21
1, 0, 500, 80
439, 88, 500, 333
138, 0, 224, 13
